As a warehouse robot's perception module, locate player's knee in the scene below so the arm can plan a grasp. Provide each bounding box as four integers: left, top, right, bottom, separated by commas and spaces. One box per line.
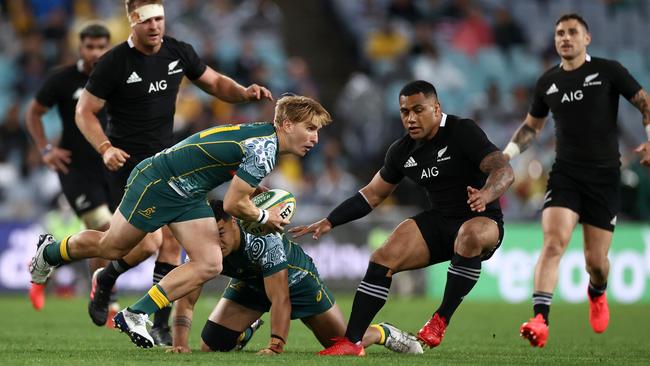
584, 251, 608, 273
542, 233, 569, 256
455, 226, 483, 252
195, 259, 222, 281
200, 320, 240, 352
98, 235, 130, 259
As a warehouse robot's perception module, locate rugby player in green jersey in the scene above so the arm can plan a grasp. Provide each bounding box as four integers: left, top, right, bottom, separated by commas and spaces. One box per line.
168, 200, 423, 355
29, 95, 331, 348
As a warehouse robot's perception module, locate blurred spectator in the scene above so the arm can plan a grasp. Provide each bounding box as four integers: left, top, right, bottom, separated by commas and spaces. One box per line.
0, 102, 29, 165
492, 8, 527, 52
451, 7, 494, 57
411, 41, 466, 92
285, 56, 320, 99
387, 0, 421, 23
365, 19, 409, 63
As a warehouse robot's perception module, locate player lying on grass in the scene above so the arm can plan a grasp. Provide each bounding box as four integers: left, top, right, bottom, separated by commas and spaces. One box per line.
168, 199, 423, 355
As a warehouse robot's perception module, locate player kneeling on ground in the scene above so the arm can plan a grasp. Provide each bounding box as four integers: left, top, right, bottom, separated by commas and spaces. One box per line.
169, 199, 422, 355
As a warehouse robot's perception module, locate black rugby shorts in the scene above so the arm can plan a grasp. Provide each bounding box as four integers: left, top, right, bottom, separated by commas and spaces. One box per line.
543, 160, 620, 232
411, 210, 504, 265
58, 164, 110, 216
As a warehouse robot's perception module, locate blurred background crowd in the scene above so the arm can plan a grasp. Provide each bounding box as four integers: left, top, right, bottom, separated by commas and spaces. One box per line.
1, 0, 650, 224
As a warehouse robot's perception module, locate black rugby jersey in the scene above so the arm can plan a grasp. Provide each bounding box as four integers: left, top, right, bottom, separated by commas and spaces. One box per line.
380, 114, 502, 218
35, 61, 107, 169
530, 55, 642, 168
86, 35, 207, 156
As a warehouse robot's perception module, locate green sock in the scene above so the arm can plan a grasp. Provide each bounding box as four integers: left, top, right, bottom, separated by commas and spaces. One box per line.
129, 284, 170, 315
43, 240, 65, 266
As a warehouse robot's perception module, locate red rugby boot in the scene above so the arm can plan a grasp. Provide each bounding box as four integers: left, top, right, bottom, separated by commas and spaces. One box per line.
588, 291, 609, 333
417, 313, 447, 348
318, 337, 365, 356
520, 314, 548, 347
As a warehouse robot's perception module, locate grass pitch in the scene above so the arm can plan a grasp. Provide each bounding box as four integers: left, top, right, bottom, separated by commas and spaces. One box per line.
1, 294, 648, 365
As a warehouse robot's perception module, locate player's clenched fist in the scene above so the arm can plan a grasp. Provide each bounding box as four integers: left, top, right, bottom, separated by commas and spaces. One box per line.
102, 146, 130, 171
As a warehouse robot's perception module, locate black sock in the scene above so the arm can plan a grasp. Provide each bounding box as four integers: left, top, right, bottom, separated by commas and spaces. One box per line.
153, 261, 177, 329
532, 291, 553, 325
98, 259, 132, 288
345, 262, 392, 343
588, 281, 607, 299
435, 253, 482, 324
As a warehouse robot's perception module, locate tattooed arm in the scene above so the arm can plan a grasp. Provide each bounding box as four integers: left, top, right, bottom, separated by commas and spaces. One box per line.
630, 89, 650, 166
467, 151, 515, 212
169, 286, 202, 353
503, 114, 548, 160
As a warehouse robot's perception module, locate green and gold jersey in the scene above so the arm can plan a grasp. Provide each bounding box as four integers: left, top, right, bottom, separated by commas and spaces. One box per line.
221, 226, 318, 290
146, 122, 278, 198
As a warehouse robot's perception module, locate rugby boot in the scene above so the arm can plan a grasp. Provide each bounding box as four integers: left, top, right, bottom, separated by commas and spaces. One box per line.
151, 325, 172, 346
29, 283, 46, 311
417, 313, 447, 348
379, 322, 423, 354
88, 268, 113, 326
588, 291, 609, 333
29, 234, 57, 284
114, 309, 154, 348
318, 337, 365, 356
520, 314, 549, 347
236, 319, 264, 350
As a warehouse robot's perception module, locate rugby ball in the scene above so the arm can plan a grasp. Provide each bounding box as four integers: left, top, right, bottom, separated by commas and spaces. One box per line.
240, 189, 296, 235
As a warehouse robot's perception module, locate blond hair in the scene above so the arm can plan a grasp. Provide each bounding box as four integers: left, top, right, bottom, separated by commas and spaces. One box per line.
124, 0, 163, 14
274, 95, 332, 128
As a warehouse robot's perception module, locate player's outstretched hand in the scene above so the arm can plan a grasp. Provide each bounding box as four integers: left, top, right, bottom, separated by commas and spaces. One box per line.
264, 204, 291, 233
289, 218, 332, 240
42, 147, 72, 174
467, 186, 488, 212
166, 346, 191, 353
257, 348, 279, 355
245, 84, 273, 101
634, 141, 650, 166
102, 146, 130, 171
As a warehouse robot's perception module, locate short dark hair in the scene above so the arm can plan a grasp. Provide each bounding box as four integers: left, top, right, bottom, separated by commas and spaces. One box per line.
209, 199, 230, 222
399, 80, 438, 98
79, 23, 110, 41
556, 13, 589, 32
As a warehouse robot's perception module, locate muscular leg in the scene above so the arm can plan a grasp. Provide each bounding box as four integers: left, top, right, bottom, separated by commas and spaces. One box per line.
151, 226, 182, 343
344, 219, 431, 343
44, 209, 148, 266
302, 303, 386, 348
583, 224, 612, 292
79, 205, 112, 273
435, 217, 501, 323
533, 207, 579, 324
201, 299, 263, 352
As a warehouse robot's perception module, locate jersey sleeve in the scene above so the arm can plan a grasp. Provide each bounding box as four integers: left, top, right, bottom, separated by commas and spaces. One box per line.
35, 69, 63, 108
245, 232, 288, 277
457, 119, 500, 166
379, 140, 405, 184
529, 76, 550, 118
179, 41, 207, 81
608, 60, 642, 100
85, 51, 119, 100
236, 136, 277, 187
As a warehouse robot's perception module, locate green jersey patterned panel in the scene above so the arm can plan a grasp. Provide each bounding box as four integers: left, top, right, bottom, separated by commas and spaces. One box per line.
221, 226, 318, 290
150, 123, 277, 197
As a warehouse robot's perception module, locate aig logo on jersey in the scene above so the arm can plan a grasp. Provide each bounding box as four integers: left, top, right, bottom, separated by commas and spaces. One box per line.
561, 90, 583, 103
149, 80, 167, 93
